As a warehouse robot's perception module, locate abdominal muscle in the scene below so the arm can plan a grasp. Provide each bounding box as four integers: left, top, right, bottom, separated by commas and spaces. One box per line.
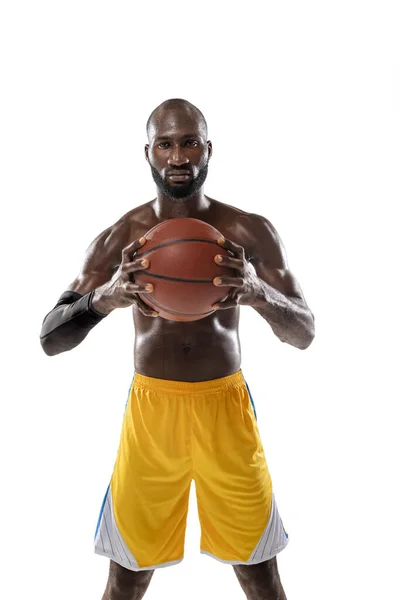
132, 307, 242, 382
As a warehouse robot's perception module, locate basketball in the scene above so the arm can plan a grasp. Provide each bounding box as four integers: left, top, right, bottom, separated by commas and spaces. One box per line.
134, 218, 234, 321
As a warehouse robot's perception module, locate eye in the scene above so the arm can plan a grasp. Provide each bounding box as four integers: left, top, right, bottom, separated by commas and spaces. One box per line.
186, 139, 199, 147
158, 142, 170, 148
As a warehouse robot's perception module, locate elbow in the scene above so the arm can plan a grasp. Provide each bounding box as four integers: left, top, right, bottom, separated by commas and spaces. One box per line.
298, 318, 315, 350
40, 332, 79, 356
298, 334, 314, 350
283, 336, 314, 350
283, 316, 315, 350
40, 335, 60, 356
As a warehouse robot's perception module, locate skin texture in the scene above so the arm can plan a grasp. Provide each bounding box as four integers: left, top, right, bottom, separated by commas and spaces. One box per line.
59, 100, 314, 599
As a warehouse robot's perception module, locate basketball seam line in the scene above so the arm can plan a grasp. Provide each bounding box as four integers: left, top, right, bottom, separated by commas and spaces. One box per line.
141, 293, 214, 317
139, 271, 214, 284
136, 238, 219, 258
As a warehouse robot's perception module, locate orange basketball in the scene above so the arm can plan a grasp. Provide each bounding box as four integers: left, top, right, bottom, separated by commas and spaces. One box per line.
134, 218, 234, 321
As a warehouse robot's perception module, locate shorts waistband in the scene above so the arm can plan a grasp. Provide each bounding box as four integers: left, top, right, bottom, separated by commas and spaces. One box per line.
133, 370, 245, 394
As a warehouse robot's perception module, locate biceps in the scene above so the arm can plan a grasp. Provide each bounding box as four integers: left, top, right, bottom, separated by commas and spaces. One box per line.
252, 262, 305, 300
67, 268, 115, 296
65, 225, 125, 295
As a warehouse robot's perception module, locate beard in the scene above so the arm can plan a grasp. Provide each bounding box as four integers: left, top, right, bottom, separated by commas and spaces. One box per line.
150, 163, 209, 199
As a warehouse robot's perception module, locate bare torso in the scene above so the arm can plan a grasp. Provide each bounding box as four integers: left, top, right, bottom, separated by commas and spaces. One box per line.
107, 197, 257, 381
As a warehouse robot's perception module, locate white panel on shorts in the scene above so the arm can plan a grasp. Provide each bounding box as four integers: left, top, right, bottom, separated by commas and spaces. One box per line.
94, 486, 184, 572
200, 493, 289, 566
248, 494, 289, 563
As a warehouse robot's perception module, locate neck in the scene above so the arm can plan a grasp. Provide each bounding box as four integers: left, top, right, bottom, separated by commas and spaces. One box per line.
153, 189, 211, 220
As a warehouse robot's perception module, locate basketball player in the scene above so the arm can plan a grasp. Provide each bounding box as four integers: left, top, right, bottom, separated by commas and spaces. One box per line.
40, 99, 315, 600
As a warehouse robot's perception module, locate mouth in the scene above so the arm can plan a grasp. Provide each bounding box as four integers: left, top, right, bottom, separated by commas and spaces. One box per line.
168, 175, 190, 182
167, 172, 191, 182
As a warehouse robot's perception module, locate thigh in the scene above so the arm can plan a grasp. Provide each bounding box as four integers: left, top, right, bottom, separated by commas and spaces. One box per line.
233, 557, 286, 600
233, 556, 279, 581
103, 560, 155, 598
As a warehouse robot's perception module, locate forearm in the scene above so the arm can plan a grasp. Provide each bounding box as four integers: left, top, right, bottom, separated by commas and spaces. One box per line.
40, 290, 107, 356
251, 279, 315, 349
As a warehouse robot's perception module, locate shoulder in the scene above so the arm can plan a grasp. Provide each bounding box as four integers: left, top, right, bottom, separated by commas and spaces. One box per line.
242, 212, 282, 246
238, 212, 287, 266
212, 199, 286, 266
211, 197, 275, 234
82, 200, 156, 272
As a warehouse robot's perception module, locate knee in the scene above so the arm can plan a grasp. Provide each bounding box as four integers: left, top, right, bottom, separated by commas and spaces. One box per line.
105, 561, 154, 598
233, 559, 286, 600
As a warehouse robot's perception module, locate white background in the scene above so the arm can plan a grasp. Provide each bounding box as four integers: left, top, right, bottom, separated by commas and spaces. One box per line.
1, 1, 399, 599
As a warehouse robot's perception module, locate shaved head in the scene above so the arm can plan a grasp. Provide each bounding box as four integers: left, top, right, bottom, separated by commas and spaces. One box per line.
146, 98, 208, 140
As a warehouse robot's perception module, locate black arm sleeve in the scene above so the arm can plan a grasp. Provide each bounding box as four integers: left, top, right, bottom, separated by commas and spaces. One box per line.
40, 289, 108, 356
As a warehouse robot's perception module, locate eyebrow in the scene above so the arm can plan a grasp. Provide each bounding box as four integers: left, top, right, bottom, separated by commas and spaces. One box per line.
154, 133, 201, 141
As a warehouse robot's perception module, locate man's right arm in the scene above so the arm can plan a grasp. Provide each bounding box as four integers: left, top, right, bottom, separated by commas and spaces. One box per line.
40, 222, 156, 356
39, 288, 109, 356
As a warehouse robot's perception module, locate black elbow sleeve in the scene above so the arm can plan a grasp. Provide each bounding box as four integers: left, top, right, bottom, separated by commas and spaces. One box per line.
40, 290, 107, 354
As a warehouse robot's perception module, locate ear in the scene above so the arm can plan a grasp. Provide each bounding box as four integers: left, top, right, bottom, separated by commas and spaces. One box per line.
207, 140, 213, 159
144, 144, 149, 162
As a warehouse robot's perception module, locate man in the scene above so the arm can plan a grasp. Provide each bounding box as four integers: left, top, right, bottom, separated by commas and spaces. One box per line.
40, 98, 315, 600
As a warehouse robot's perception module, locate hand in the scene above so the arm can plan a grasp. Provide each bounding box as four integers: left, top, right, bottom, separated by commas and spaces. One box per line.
212, 237, 261, 310
92, 237, 159, 317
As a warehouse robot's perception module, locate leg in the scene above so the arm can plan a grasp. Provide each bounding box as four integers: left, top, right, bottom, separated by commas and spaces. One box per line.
102, 560, 155, 600
233, 556, 287, 600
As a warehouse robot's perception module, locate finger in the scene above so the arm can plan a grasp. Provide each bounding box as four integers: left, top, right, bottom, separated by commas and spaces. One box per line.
212, 298, 239, 310
214, 255, 244, 271
132, 296, 159, 317
122, 258, 150, 274
122, 236, 147, 262
217, 237, 245, 258
213, 277, 244, 287
124, 281, 154, 294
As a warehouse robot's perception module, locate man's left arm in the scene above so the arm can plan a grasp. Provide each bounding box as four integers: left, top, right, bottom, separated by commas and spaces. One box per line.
212, 215, 315, 350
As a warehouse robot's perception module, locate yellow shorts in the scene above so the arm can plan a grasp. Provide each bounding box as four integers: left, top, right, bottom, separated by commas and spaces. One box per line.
94, 370, 289, 571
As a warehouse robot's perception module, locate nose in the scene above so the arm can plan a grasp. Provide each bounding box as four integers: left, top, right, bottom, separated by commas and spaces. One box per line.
167, 145, 190, 167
